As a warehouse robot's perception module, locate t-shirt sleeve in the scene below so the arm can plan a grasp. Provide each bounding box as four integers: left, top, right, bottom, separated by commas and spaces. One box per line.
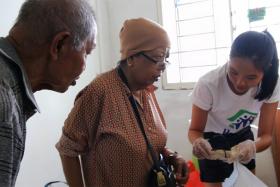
191, 78, 213, 111
265, 77, 280, 103
56, 84, 103, 157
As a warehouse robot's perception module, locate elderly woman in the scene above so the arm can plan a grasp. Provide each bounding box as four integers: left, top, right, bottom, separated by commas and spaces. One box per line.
56, 17, 188, 187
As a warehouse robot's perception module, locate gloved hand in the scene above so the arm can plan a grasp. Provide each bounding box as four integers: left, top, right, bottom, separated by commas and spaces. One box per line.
233, 140, 256, 164
192, 137, 212, 159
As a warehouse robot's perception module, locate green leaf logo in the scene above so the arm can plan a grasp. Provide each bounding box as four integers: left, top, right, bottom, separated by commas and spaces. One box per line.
227, 109, 257, 130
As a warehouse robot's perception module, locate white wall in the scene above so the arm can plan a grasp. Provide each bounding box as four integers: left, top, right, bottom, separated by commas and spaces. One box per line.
0, 1, 23, 36
1, 0, 277, 186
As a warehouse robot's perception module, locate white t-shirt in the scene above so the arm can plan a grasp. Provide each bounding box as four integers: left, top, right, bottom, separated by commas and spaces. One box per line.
192, 63, 280, 134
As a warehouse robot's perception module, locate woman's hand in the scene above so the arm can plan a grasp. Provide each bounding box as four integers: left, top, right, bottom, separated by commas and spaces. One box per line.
167, 152, 189, 187
192, 137, 212, 159
234, 139, 256, 164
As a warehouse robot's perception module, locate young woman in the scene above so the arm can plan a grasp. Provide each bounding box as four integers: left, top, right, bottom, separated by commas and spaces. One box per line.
188, 30, 279, 187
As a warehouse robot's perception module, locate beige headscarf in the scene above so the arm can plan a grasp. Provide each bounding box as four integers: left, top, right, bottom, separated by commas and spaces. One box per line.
119, 17, 170, 60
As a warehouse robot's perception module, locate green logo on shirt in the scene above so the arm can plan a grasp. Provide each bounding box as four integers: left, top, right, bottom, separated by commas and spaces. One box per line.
227, 109, 257, 130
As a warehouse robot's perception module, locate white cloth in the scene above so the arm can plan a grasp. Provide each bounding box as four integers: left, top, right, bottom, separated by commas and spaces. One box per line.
223, 161, 267, 187
192, 63, 280, 134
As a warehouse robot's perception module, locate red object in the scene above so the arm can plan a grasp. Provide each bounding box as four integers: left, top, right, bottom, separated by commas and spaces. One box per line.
185, 161, 204, 187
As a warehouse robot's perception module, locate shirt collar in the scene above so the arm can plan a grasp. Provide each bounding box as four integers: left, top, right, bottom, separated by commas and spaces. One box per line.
0, 37, 40, 112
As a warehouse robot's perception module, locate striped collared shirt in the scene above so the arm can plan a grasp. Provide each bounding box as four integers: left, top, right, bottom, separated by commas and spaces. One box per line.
0, 38, 39, 187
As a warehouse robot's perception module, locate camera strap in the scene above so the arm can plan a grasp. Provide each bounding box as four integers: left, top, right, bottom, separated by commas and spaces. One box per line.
118, 66, 172, 186
117, 66, 161, 168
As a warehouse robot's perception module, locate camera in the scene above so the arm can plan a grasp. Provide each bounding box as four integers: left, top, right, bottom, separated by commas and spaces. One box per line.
148, 154, 176, 187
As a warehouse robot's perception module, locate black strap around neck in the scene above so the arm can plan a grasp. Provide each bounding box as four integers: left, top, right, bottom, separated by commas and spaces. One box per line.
117, 66, 160, 168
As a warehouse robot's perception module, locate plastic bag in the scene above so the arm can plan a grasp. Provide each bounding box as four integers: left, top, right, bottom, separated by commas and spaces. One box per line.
222, 161, 267, 187
185, 160, 204, 187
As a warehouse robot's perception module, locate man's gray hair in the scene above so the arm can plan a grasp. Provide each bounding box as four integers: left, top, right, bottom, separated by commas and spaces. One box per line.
14, 0, 97, 50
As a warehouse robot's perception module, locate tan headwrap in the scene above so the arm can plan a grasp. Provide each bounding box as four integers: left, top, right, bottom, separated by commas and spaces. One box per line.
119, 17, 170, 60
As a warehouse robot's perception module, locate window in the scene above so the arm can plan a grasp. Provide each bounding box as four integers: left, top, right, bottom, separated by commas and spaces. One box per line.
159, 0, 280, 89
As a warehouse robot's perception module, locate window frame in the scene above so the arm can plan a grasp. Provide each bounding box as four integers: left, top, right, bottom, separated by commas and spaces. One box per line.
157, 0, 233, 90
158, 0, 280, 90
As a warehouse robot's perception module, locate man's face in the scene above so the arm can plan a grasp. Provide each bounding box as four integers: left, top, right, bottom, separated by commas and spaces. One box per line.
48, 37, 96, 92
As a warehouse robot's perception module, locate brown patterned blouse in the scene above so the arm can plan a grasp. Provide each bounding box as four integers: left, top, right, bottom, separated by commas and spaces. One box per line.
56, 68, 168, 187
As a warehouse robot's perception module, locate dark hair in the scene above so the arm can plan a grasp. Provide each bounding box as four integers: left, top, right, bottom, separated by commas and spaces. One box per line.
230, 30, 279, 101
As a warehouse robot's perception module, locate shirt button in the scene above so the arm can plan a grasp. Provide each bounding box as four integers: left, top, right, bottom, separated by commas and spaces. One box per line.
148, 127, 152, 131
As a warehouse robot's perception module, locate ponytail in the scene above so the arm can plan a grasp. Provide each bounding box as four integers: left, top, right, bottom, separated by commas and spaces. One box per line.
255, 31, 279, 101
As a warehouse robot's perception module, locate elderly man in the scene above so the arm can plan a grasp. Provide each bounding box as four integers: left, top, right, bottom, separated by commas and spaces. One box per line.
0, 0, 97, 186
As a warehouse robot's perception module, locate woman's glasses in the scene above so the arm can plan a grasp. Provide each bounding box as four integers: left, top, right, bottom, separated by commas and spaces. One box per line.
139, 52, 170, 65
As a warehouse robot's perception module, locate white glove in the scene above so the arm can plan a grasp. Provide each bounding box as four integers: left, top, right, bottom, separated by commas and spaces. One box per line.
233, 140, 256, 164
192, 138, 212, 159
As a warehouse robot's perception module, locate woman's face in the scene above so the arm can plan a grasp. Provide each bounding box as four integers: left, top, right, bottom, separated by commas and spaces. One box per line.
227, 57, 264, 95
130, 47, 169, 89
